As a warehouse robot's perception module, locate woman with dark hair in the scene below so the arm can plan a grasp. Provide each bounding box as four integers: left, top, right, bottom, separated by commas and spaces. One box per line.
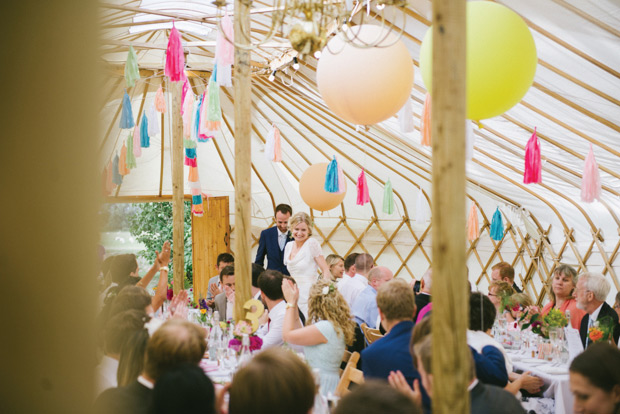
542, 264, 586, 329
570, 342, 620, 414
150, 364, 215, 414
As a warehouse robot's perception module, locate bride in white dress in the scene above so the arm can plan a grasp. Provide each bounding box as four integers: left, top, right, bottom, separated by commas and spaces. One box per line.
283, 212, 332, 317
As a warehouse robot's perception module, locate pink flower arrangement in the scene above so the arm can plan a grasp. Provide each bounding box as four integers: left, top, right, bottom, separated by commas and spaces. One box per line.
228, 321, 263, 352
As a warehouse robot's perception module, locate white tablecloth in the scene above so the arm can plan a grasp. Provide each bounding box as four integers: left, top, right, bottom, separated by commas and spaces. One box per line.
507, 352, 573, 414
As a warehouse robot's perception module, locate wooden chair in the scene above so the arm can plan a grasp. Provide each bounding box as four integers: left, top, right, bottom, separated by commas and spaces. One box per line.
335, 351, 363, 397
361, 323, 384, 345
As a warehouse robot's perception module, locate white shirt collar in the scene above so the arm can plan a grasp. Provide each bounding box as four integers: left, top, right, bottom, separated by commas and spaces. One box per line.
468, 378, 479, 391
137, 375, 154, 389
277, 228, 287, 237
590, 302, 604, 322
353, 273, 369, 285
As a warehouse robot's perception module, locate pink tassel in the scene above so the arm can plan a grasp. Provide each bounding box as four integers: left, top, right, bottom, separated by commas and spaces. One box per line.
155, 85, 167, 113
524, 127, 542, 184
356, 169, 370, 206
132, 126, 141, 158
218, 13, 235, 66
421, 93, 432, 147
181, 79, 190, 114
273, 126, 282, 162
467, 203, 480, 241
581, 144, 601, 202
185, 155, 198, 167
164, 23, 186, 82
337, 159, 346, 194
182, 91, 194, 138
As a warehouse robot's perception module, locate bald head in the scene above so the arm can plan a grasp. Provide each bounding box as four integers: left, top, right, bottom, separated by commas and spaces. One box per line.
355, 253, 374, 275
368, 266, 394, 289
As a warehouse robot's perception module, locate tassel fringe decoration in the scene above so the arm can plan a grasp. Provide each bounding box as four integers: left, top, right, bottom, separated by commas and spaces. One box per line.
185, 147, 197, 167
324, 156, 339, 193
383, 178, 394, 214
205, 70, 221, 131
112, 155, 123, 185
581, 144, 601, 203
132, 125, 142, 158
524, 127, 542, 184
265, 124, 281, 162
126, 135, 137, 169
467, 203, 480, 241
356, 169, 370, 206
120, 90, 135, 129
147, 103, 160, 137
140, 112, 150, 148
182, 91, 194, 138
188, 164, 204, 217
155, 85, 167, 113
489, 207, 504, 241
165, 23, 186, 82
181, 79, 189, 114
398, 99, 414, 133
421, 93, 432, 147
119, 144, 130, 176
198, 92, 214, 140
414, 189, 428, 224
125, 45, 140, 88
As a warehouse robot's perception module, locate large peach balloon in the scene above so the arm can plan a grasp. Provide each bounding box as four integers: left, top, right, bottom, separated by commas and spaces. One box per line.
299, 163, 346, 212
317, 25, 414, 125
420, 1, 537, 120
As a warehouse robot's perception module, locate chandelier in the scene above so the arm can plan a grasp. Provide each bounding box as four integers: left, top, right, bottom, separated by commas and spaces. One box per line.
212, 0, 409, 57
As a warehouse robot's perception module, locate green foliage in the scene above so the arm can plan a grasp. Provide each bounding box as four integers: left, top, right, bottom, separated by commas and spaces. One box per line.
128, 202, 193, 282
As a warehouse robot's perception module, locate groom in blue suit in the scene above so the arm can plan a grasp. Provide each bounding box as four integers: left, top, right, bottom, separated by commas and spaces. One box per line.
255, 204, 293, 276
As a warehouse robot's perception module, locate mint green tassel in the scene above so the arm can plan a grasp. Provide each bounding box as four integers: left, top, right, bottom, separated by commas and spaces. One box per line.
125, 45, 140, 88
383, 178, 394, 214
126, 135, 137, 169
206, 77, 221, 122
184, 139, 197, 149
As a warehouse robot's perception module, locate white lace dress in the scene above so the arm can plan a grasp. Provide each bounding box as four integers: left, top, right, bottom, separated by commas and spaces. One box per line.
284, 237, 322, 317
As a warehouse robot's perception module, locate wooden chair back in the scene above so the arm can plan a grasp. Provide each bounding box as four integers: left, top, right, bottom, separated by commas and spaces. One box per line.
335, 351, 363, 397
361, 323, 384, 345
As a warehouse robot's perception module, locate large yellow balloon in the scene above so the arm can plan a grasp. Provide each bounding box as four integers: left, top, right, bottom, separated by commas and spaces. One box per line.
420, 1, 537, 120
299, 163, 346, 212
317, 25, 414, 126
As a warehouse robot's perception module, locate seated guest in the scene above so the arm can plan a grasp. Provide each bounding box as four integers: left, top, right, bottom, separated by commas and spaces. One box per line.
256, 270, 304, 350
205, 253, 234, 306
615, 292, 620, 321
94, 319, 206, 414
251, 263, 264, 300
150, 364, 215, 414
334, 380, 421, 414
352, 266, 393, 329
569, 342, 620, 414
488, 280, 515, 313
282, 279, 356, 396
362, 279, 429, 407
339, 253, 374, 307
228, 348, 316, 414
414, 268, 432, 320
95, 310, 150, 397
576, 272, 620, 348
326, 254, 345, 282
541, 264, 586, 329
337, 253, 359, 289
491, 262, 521, 293
505, 292, 534, 323
213, 265, 235, 321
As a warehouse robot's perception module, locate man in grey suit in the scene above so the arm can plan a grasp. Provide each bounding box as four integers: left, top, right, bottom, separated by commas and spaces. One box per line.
214, 265, 235, 321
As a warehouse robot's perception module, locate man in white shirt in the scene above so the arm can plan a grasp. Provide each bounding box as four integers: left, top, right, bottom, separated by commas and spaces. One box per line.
337, 253, 359, 290
575, 272, 620, 348
352, 266, 393, 329
340, 253, 374, 307
256, 270, 303, 351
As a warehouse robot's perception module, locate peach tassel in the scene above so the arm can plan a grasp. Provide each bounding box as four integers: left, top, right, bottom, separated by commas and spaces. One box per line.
467, 203, 480, 241
421, 93, 432, 147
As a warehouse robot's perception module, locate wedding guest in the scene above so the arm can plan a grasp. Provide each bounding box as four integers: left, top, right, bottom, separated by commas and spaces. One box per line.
150, 364, 215, 414
338, 253, 359, 289
576, 272, 620, 348
352, 266, 393, 329
541, 264, 586, 329
283, 212, 332, 316
414, 268, 432, 320
488, 280, 515, 312
205, 252, 234, 306
334, 380, 421, 414
255, 204, 293, 275
339, 253, 374, 307
228, 348, 316, 414
213, 265, 235, 321
569, 342, 620, 414
282, 279, 355, 396
491, 262, 521, 293
505, 293, 534, 323
94, 320, 206, 414
326, 254, 345, 281
614, 292, 620, 320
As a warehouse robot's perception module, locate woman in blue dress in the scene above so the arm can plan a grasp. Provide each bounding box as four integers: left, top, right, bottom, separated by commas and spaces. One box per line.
282, 278, 356, 396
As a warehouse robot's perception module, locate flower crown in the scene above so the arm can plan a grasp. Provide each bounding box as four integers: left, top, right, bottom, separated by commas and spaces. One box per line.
321, 283, 336, 296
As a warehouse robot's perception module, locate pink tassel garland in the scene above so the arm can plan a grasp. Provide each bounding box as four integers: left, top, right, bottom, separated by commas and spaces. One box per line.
356, 169, 370, 206
133, 126, 141, 158
524, 127, 542, 184
581, 144, 601, 202
467, 203, 480, 241
164, 24, 186, 82
155, 85, 167, 113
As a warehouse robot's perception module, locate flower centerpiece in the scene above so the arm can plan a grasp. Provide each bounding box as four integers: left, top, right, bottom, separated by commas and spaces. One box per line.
228, 320, 263, 353
588, 316, 615, 344
519, 307, 568, 339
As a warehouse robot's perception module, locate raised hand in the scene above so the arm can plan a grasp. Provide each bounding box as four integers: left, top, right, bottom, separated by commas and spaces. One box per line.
169, 290, 189, 320
281, 278, 299, 306
210, 282, 222, 299
388, 370, 422, 408
157, 241, 171, 267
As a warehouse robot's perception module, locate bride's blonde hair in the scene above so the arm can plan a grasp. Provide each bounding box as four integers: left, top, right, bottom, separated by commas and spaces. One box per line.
289, 212, 313, 237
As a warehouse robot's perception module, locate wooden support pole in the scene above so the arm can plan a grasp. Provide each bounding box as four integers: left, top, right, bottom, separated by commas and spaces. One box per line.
430, 1, 469, 413
169, 79, 185, 294
233, 0, 252, 322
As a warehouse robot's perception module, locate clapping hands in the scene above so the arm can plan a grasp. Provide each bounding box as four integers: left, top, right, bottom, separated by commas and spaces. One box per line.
156, 241, 171, 268
388, 371, 422, 409
281, 278, 299, 306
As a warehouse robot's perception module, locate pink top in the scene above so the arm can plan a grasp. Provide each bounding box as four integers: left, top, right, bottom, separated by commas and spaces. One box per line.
541, 298, 586, 329
416, 303, 433, 323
